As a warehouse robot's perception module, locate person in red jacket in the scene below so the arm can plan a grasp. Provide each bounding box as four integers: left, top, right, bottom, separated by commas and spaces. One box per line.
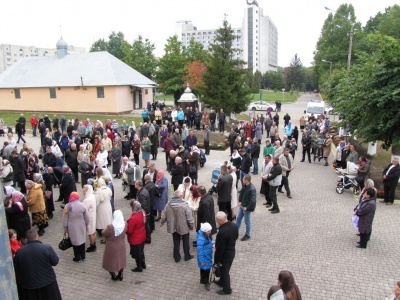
126, 201, 146, 272
30, 114, 38, 137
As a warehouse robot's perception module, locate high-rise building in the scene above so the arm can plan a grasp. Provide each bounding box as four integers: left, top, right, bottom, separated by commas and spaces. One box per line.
0, 40, 85, 74
175, 0, 278, 73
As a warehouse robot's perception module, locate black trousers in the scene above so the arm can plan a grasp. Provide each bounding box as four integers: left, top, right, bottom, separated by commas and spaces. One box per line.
302, 148, 311, 162
220, 259, 233, 294
173, 183, 179, 191
359, 231, 371, 248
204, 141, 210, 155
269, 186, 279, 211
73, 243, 85, 260
230, 143, 234, 156
384, 184, 396, 203
200, 269, 211, 284
172, 232, 190, 261
149, 206, 155, 231
145, 215, 151, 241
218, 202, 232, 221
71, 166, 79, 182
165, 151, 170, 171
278, 173, 291, 196
219, 122, 225, 132
263, 182, 271, 205
129, 185, 137, 199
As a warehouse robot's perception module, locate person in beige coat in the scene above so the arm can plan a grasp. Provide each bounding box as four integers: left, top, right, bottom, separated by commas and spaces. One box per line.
95, 178, 113, 243
83, 184, 97, 253
278, 149, 294, 198
322, 133, 332, 166
25, 180, 48, 236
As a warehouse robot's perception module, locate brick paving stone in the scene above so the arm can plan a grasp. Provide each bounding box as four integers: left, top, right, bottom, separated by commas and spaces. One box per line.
2, 93, 400, 299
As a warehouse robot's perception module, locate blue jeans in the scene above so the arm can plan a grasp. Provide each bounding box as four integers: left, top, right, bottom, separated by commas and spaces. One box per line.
252, 158, 258, 174
32, 126, 37, 136
236, 206, 251, 236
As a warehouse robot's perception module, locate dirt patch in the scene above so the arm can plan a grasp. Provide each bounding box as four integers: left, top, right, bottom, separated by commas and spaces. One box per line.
191, 130, 228, 150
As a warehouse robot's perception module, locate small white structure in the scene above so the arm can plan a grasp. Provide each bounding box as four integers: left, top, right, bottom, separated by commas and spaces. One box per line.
367, 142, 377, 156
178, 83, 200, 111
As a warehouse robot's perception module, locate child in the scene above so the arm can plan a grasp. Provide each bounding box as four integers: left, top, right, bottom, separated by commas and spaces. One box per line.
196, 222, 215, 291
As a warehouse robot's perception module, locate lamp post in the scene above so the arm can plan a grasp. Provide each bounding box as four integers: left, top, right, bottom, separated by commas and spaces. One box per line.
321, 59, 332, 75
282, 88, 285, 103
325, 6, 354, 72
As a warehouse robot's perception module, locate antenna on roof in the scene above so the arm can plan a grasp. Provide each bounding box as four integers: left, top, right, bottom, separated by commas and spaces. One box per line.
60, 24, 63, 38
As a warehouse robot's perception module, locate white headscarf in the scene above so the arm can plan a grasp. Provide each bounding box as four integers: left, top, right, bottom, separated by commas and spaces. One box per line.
112, 210, 125, 237
84, 184, 94, 197
4, 186, 15, 198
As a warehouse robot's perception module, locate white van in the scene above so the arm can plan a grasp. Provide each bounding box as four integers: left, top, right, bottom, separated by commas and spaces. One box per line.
304, 100, 325, 118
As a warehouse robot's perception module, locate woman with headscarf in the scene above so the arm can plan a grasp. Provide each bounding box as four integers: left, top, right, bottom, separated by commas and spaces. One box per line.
3, 186, 15, 213
62, 192, 90, 262
196, 222, 215, 291
159, 124, 168, 149
177, 177, 193, 202
8, 229, 23, 259
154, 170, 168, 221
51, 140, 63, 158
91, 137, 102, 159
95, 178, 113, 244
131, 134, 141, 165
111, 143, 122, 178
187, 146, 200, 185
81, 185, 97, 253
1, 159, 13, 186
25, 179, 48, 236
102, 210, 126, 280
78, 154, 93, 187
33, 172, 54, 219
96, 145, 108, 168
5, 191, 31, 243
126, 201, 146, 273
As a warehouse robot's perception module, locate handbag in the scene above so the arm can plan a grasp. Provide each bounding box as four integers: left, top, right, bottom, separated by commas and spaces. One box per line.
44, 190, 52, 199
59, 233, 72, 251
212, 263, 222, 278
189, 163, 197, 174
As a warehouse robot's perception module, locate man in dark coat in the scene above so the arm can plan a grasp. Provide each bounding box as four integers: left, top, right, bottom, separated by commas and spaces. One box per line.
57, 166, 77, 207
300, 130, 312, 163
135, 180, 151, 243
237, 174, 257, 241
43, 115, 52, 131
209, 109, 216, 132
380, 157, 400, 205
266, 157, 282, 214
142, 163, 157, 183
39, 122, 47, 146
196, 186, 217, 234
218, 109, 226, 133
355, 188, 376, 249
15, 120, 26, 144
216, 165, 233, 221
65, 143, 79, 183
239, 149, 251, 188
144, 174, 157, 233
9, 150, 26, 193
18, 113, 26, 132
251, 138, 260, 175
214, 211, 238, 295
14, 229, 62, 300
43, 147, 56, 167
283, 113, 291, 127
171, 157, 184, 191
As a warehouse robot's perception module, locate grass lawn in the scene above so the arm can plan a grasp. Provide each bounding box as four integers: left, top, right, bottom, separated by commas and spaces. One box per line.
154, 94, 175, 102
0, 112, 142, 131
250, 90, 299, 103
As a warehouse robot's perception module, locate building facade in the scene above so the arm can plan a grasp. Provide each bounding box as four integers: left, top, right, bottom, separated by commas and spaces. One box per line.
0, 42, 86, 74
175, 0, 278, 73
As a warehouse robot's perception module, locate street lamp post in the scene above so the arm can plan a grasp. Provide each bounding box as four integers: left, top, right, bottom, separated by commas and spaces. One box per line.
325, 6, 354, 72
322, 59, 332, 75
282, 88, 285, 104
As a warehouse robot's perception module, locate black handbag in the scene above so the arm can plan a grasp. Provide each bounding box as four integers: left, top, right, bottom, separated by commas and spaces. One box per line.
59, 233, 72, 251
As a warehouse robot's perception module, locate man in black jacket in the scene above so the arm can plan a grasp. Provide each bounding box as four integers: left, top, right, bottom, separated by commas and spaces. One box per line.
15, 120, 26, 144
171, 156, 184, 191
135, 180, 151, 243
300, 130, 312, 163
237, 174, 256, 241
216, 165, 233, 221
228, 128, 238, 156
144, 174, 157, 233
142, 163, 157, 183
196, 186, 217, 234
251, 138, 260, 175
214, 211, 238, 295
57, 166, 77, 207
239, 149, 251, 188
218, 109, 226, 133
380, 157, 400, 205
209, 109, 216, 132
9, 150, 26, 194
65, 143, 79, 183
266, 157, 283, 214
14, 229, 62, 300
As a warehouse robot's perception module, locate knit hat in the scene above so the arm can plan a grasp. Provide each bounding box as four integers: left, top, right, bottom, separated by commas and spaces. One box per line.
68, 192, 79, 202
200, 222, 212, 233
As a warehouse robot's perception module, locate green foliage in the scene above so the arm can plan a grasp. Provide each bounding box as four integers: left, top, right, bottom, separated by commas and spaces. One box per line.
123, 35, 157, 80
156, 36, 187, 101
251, 70, 262, 93
262, 70, 285, 90
332, 34, 400, 148
90, 31, 128, 60
365, 5, 400, 39
284, 54, 305, 90
202, 20, 251, 114
185, 38, 208, 62
90, 39, 107, 52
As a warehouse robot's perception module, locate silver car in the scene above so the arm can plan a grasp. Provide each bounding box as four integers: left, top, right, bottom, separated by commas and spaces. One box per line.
247, 101, 276, 111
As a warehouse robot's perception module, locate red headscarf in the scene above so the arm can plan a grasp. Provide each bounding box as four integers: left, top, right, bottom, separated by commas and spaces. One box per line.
156, 170, 165, 182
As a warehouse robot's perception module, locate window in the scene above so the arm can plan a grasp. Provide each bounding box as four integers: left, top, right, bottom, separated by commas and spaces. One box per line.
14, 89, 21, 99
49, 87, 56, 98
182, 33, 186, 36
145, 89, 148, 95
97, 87, 104, 98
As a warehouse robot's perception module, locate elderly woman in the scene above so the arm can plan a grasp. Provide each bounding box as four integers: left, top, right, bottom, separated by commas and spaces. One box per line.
131, 134, 141, 165
1, 159, 13, 186
25, 180, 48, 236
96, 145, 108, 168
95, 178, 113, 244
82, 184, 97, 253
111, 143, 122, 178
355, 156, 371, 191
160, 125, 168, 148
322, 133, 332, 166
33, 172, 54, 219
78, 154, 93, 187
102, 210, 126, 280
63, 192, 90, 262
141, 135, 152, 168
6, 191, 31, 243
154, 170, 168, 221
126, 201, 146, 273
177, 177, 193, 202
187, 146, 200, 185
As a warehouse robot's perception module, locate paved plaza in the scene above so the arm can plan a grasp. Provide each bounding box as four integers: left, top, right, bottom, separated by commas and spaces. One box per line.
2, 94, 399, 299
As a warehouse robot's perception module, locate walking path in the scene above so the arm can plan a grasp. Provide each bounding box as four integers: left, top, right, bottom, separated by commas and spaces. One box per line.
1, 93, 399, 299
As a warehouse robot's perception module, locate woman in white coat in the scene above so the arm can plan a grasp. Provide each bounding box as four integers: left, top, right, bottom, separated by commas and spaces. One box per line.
95, 178, 113, 243
83, 184, 97, 253
177, 177, 193, 203
229, 165, 238, 220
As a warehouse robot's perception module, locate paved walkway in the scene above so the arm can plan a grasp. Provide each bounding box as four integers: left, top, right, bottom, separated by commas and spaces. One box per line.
2, 93, 399, 299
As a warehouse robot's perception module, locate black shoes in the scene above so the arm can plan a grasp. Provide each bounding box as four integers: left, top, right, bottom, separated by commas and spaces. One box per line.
356, 245, 366, 249
73, 258, 81, 263
287, 195, 292, 199
86, 244, 97, 252
131, 267, 143, 272
241, 235, 250, 241
268, 207, 275, 211
300, 160, 305, 162
145, 239, 151, 244
217, 290, 232, 295
271, 210, 280, 214
278, 190, 284, 193
184, 255, 194, 261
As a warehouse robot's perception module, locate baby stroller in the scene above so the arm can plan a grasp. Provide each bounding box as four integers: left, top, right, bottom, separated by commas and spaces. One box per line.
335, 162, 359, 195
208, 168, 221, 195
199, 149, 206, 167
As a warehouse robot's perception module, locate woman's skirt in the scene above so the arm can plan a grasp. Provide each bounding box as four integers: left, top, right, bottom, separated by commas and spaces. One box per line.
32, 210, 49, 227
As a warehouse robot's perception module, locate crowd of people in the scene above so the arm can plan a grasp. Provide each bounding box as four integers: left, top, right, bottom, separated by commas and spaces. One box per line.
1, 102, 399, 298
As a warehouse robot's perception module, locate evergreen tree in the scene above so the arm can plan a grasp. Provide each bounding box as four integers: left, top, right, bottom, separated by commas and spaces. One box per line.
251, 70, 262, 93
284, 54, 304, 90
202, 20, 251, 114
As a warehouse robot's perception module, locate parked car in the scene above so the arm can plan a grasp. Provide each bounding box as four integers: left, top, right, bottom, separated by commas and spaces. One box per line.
326, 106, 335, 115
247, 101, 276, 111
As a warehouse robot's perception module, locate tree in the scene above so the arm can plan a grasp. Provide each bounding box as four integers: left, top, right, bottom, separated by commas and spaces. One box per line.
262, 70, 285, 90
90, 39, 107, 52
185, 38, 208, 63
156, 36, 188, 102
90, 31, 128, 61
123, 35, 157, 80
251, 70, 262, 93
284, 54, 304, 91
182, 60, 206, 95
332, 34, 400, 149
365, 5, 400, 39
202, 20, 251, 114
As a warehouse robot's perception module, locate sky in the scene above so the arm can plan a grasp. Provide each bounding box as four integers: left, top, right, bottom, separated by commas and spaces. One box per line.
1, 0, 398, 67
